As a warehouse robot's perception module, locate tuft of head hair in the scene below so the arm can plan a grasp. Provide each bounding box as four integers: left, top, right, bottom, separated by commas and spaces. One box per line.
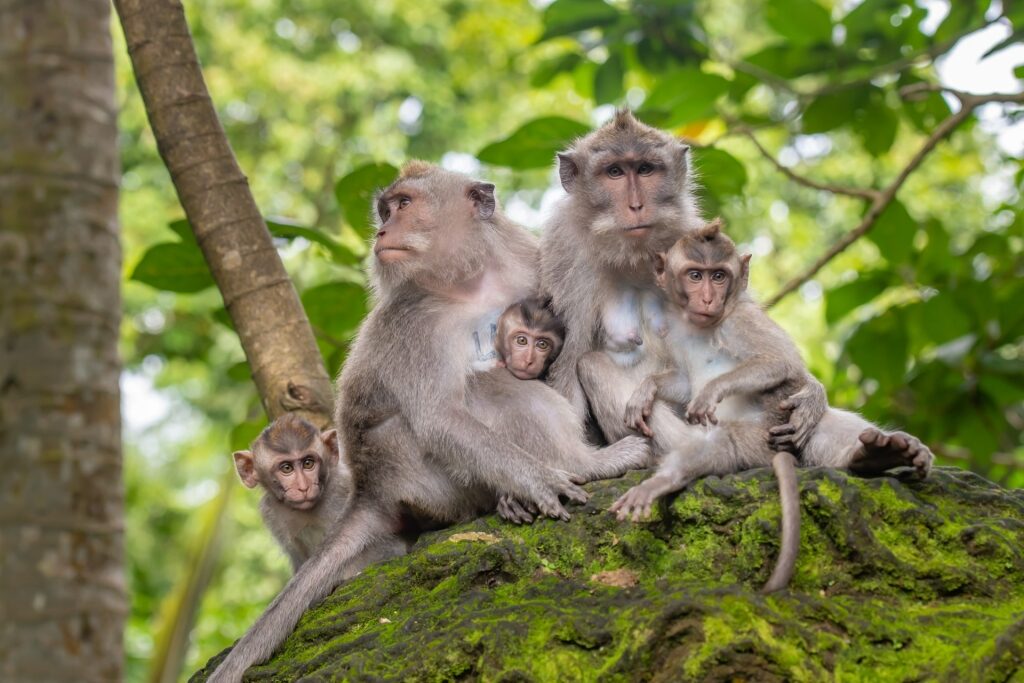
511, 296, 566, 339
676, 217, 737, 264
612, 109, 640, 130
258, 413, 319, 454
694, 217, 729, 243
398, 160, 434, 180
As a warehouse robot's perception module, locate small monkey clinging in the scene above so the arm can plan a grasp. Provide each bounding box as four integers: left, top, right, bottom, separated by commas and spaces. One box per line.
494, 297, 565, 380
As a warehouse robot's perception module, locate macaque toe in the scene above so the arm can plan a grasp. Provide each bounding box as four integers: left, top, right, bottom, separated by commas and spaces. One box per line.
850, 428, 933, 477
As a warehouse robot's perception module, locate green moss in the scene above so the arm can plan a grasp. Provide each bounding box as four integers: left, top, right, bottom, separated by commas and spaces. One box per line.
193, 468, 1024, 682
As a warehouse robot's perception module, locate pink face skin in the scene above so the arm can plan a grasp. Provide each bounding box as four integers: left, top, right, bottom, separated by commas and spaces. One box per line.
234, 429, 339, 511
373, 188, 422, 264
594, 156, 664, 237
498, 327, 557, 380
655, 253, 750, 329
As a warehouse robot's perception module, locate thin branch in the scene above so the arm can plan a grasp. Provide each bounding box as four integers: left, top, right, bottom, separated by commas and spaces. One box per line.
744, 131, 880, 201
765, 90, 1024, 307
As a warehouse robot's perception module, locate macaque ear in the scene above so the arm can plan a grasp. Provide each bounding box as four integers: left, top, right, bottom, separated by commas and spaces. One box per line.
233, 451, 259, 488
653, 253, 668, 289
674, 141, 690, 173
557, 152, 579, 193
740, 254, 752, 289
468, 182, 496, 220
321, 429, 340, 466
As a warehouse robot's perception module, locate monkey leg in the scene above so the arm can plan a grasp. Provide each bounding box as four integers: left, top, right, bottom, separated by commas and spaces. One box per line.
569, 435, 652, 482
610, 422, 771, 522
802, 409, 933, 477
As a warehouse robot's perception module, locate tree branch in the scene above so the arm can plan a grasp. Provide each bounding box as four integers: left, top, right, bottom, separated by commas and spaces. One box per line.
113, 0, 334, 428
765, 90, 1024, 307
744, 131, 880, 201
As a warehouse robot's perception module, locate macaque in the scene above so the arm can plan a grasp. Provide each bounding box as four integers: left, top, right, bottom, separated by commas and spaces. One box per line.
207, 163, 649, 682
611, 220, 934, 574
539, 111, 829, 464
233, 414, 406, 572
494, 297, 564, 380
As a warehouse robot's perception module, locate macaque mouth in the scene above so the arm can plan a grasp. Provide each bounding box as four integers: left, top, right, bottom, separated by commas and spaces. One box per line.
622, 224, 652, 237
374, 245, 413, 261
286, 497, 319, 511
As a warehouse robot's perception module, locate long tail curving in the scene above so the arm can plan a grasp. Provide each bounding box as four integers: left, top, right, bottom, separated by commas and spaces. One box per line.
761, 450, 800, 594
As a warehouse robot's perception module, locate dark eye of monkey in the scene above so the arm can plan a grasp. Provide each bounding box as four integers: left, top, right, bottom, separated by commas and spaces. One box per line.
301, 456, 316, 470
687, 270, 702, 282
711, 271, 727, 283
515, 335, 528, 346
280, 462, 294, 474
637, 162, 654, 175
398, 196, 410, 209
536, 338, 550, 350
607, 165, 624, 178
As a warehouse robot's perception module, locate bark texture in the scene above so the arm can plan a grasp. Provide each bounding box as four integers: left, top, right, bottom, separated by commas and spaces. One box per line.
194, 467, 1024, 681
0, 1, 126, 680
113, 0, 334, 427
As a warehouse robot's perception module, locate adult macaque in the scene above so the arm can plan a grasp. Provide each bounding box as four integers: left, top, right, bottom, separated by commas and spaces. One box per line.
208, 162, 647, 682
233, 414, 406, 572
612, 220, 934, 522
494, 297, 564, 380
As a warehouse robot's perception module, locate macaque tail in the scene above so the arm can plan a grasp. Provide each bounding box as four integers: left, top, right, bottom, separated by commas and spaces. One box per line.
761, 451, 800, 594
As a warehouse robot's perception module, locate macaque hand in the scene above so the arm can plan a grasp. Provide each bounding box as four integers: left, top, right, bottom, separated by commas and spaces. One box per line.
624, 382, 657, 437
685, 389, 719, 426
521, 468, 590, 522
769, 380, 827, 452
497, 495, 536, 524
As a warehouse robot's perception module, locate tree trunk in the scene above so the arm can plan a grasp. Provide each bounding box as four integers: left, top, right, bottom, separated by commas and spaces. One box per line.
0, 1, 127, 680
113, 0, 334, 428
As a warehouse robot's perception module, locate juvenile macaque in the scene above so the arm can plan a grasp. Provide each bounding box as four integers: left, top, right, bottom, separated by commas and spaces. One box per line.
233, 414, 406, 572
540, 110, 827, 458
494, 297, 564, 380
612, 220, 934, 543
208, 163, 648, 682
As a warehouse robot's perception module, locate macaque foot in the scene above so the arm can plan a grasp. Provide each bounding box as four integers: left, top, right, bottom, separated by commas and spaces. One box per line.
497, 495, 536, 524
609, 475, 678, 522
848, 428, 933, 478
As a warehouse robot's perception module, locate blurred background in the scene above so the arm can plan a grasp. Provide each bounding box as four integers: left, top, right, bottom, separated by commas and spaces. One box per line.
114, 0, 1023, 679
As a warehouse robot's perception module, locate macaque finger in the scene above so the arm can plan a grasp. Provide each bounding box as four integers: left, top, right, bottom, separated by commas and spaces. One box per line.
770, 424, 796, 436
778, 399, 795, 412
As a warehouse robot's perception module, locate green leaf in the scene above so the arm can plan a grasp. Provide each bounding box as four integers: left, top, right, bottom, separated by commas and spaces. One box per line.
131, 243, 215, 293
226, 360, 251, 383
915, 294, 974, 347
640, 68, 730, 127
477, 116, 590, 169
593, 52, 624, 105
843, 311, 908, 390
742, 43, 832, 79
531, 53, 583, 88
765, 0, 833, 46
301, 281, 369, 339
694, 147, 747, 199
167, 218, 197, 244
858, 92, 898, 156
868, 200, 916, 264
802, 89, 866, 134
266, 217, 358, 265
212, 307, 234, 330
230, 419, 266, 452
824, 270, 892, 324
539, 0, 620, 41
334, 163, 399, 239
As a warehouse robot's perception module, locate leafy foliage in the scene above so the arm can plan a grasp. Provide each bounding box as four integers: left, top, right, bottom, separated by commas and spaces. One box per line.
116, 0, 1023, 680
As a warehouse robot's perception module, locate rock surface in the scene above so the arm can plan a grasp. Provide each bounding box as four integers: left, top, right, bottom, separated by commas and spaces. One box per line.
193, 467, 1024, 681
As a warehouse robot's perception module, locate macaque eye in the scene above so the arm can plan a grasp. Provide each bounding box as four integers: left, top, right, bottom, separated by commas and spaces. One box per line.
515, 335, 529, 346
301, 457, 316, 470
279, 462, 294, 474
607, 165, 624, 178
637, 162, 654, 175
536, 339, 550, 350
687, 270, 702, 282
711, 271, 727, 283
398, 196, 411, 209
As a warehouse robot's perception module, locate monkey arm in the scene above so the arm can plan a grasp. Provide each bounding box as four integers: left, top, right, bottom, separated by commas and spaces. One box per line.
207, 502, 393, 683
769, 376, 829, 453
625, 370, 690, 437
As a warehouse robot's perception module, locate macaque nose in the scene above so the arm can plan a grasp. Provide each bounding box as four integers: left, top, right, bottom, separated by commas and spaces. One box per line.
629, 201, 644, 212
376, 228, 387, 238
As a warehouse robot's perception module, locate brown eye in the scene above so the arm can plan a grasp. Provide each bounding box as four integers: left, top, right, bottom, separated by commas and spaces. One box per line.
536, 339, 550, 350
515, 335, 528, 346
687, 270, 702, 282
637, 162, 654, 175
280, 462, 294, 474
711, 271, 727, 283
398, 197, 411, 209
302, 457, 316, 470
607, 165, 624, 178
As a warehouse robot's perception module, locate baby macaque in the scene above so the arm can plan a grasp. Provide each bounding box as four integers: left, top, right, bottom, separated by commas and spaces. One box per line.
494, 297, 565, 380
613, 219, 934, 523
233, 413, 404, 572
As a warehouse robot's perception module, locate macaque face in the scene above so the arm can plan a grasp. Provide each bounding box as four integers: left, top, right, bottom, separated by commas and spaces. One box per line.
373, 185, 430, 264
266, 450, 325, 510
673, 262, 736, 328
501, 326, 559, 380
592, 155, 667, 238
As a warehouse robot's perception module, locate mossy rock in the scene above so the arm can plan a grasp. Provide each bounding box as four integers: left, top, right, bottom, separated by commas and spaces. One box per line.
193, 466, 1024, 681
